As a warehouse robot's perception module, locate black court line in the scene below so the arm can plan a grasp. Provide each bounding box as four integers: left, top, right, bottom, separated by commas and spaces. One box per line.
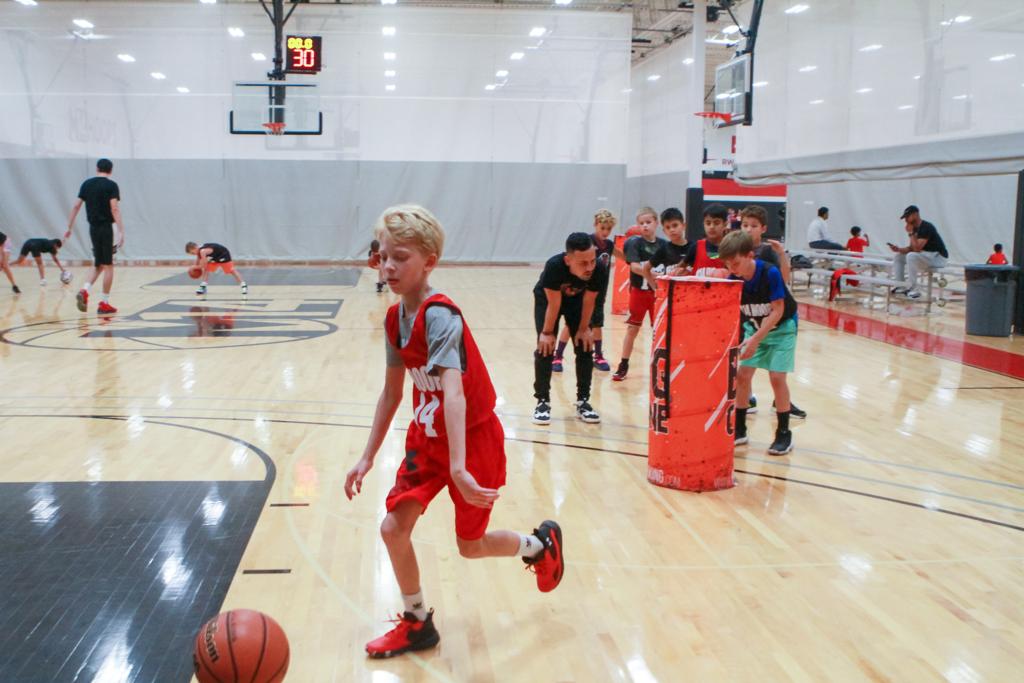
242, 569, 292, 575
950, 386, 1024, 390
10, 412, 1019, 537
269, 503, 310, 507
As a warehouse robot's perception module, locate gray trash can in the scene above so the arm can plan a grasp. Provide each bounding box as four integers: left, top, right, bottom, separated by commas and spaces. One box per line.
964, 265, 1018, 336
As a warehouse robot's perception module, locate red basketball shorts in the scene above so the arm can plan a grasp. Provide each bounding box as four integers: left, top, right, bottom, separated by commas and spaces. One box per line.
627, 287, 656, 327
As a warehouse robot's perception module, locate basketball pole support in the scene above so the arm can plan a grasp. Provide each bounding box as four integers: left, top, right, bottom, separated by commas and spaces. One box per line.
258, 0, 299, 126
1013, 168, 1024, 333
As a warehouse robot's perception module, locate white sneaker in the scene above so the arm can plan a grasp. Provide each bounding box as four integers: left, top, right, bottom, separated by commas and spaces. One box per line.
906, 289, 922, 299
196, 283, 207, 296
575, 400, 600, 424
240, 283, 248, 295
39, 279, 46, 287
532, 400, 551, 425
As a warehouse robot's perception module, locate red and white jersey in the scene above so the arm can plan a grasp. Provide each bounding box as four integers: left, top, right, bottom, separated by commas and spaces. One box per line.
692, 239, 724, 277
385, 293, 497, 445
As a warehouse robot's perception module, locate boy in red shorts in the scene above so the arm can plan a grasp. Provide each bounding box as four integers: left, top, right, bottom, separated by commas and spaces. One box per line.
612, 210, 666, 381
344, 204, 564, 659
185, 241, 247, 296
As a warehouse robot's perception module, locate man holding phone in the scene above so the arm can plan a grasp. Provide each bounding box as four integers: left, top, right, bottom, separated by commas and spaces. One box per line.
888, 205, 948, 299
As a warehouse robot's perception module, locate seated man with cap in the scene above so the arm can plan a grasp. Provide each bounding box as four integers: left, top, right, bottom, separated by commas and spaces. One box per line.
889, 205, 948, 299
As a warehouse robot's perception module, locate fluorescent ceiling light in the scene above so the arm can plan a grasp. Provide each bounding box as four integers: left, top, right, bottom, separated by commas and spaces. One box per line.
753, 81, 768, 87
785, 4, 809, 14
177, 86, 190, 93
913, 74, 921, 80
383, 52, 396, 60
150, 72, 166, 80
706, 38, 739, 45
556, 0, 574, 5
228, 27, 244, 37
722, 25, 740, 35
798, 65, 817, 72
647, 74, 661, 81
251, 52, 267, 61
382, 26, 396, 36
897, 105, 913, 110
485, 84, 497, 91
954, 15, 971, 23
621, 88, 632, 93
683, 57, 694, 65
384, 70, 396, 77
381, 0, 397, 5
14, 0, 39, 6
117, 53, 135, 62
385, 84, 396, 91
990, 53, 1015, 62
952, 94, 969, 100
72, 19, 93, 29
859, 44, 882, 52
200, 0, 217, 4
529, 27, 547, 38
855, 87, 873, 93
496, 70, 509, 78
809, 99, 824, 104
510, 52, 525, 60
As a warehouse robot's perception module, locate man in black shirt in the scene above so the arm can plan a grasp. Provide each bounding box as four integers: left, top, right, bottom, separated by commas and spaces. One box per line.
532, 232, 608, 426
889, 205, 948, 299
14, 238, 67, 286
66, 158, 124, 314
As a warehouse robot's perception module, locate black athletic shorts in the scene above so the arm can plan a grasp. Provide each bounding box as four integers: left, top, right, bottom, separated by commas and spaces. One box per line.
590, 281, 609, 329
90, 222, 114, 267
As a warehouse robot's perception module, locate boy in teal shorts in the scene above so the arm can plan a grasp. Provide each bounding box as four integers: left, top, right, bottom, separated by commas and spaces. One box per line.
719, 230, 796, 455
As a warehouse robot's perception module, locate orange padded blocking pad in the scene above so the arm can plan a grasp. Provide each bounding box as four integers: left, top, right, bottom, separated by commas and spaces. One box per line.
611, 235, 630, 315
648, 276, 742, 492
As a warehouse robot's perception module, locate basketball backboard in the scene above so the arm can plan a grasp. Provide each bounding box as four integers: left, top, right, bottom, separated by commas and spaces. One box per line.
229, 82, 323, 135
714, 54, 751, 126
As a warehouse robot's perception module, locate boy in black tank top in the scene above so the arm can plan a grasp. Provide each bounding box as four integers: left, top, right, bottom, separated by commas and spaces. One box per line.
14, 238, 67, 287
185, 241, 248, 296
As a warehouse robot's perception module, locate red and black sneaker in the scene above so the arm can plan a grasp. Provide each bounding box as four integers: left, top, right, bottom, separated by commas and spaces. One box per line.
366, 609, 440, 659
97, 301, 118, 315
76, 288, 88, 312
524, 520, 564, 593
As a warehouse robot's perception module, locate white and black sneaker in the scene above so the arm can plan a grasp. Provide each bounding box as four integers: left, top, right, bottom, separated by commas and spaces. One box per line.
747, 394, 758, 414
240, 283, 248, 296
196, 283, 207, 296
734, 429, 749, 446
575, 400, 600, 424
768, 430, 793, 456
533, 400, 551, 425
905, 288, 922, 299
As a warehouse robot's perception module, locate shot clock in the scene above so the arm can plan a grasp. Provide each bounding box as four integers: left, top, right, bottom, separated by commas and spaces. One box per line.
286, 35, 322, 74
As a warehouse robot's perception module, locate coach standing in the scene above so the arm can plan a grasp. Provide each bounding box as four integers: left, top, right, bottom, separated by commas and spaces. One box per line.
65, 158, 124, 314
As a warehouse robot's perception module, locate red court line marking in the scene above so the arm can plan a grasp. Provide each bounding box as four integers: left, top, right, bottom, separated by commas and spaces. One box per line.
798, 302, 1024, 381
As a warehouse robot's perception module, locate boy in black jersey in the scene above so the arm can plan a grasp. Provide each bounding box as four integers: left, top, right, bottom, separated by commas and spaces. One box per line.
553, 210, 616, 372
642, 207, 687, 290
14, 238, 66, 286
185, 242, 248, 296
720, 230, 797, 456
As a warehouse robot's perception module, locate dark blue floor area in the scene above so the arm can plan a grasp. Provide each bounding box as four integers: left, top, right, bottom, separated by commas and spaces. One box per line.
150, 267, 361, 287
0, 480, 268, 683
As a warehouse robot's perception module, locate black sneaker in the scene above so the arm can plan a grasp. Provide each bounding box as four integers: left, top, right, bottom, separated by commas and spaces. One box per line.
376, 282, 385, 293
612, 361, 628, 382
533, 400, 551, 425
747, 394, 758, 414
734, 429, 749, 446
774, 401, 806, 419
12, 285, 20, 294
575, 400, 600, 424
768, 430, 793, 455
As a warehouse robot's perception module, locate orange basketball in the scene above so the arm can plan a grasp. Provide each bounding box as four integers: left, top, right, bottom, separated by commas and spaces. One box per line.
194, 609, 290, 683
188, 265, 203, 279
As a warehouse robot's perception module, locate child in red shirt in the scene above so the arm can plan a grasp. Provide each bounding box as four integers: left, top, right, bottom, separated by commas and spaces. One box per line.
987, 243, 1008, 265
846, 226, 869, 254
345, 205, 564, 659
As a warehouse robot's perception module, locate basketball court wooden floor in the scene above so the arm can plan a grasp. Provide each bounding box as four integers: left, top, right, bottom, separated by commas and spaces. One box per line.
1, 266, 1022, 682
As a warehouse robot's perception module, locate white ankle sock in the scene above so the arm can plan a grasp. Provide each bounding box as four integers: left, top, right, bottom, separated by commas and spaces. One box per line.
402, 591, 428, 621
518, 533, 545, 559
83, 282, 91, 292
101, 293, 109, 303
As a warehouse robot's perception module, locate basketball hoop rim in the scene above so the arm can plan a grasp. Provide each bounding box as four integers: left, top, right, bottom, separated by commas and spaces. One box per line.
262, 122, 287, 136
694, 111, 733, 124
